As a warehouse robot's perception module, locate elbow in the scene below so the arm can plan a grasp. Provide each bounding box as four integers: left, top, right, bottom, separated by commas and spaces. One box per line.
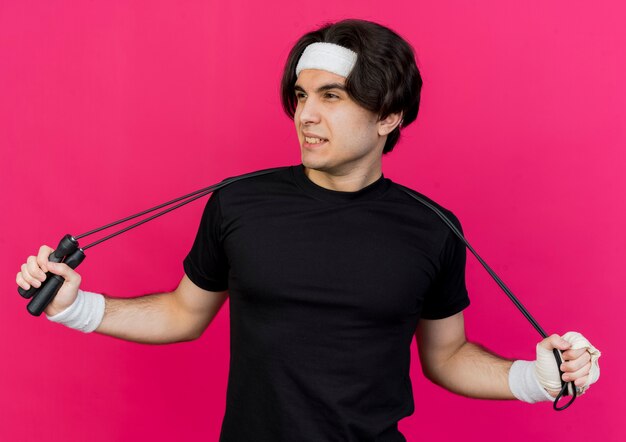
421, 365, 443, 385
156, 318, 206, 344
175, 324, 205, 342
187, 328, 205, 342
419, 341, 468, 384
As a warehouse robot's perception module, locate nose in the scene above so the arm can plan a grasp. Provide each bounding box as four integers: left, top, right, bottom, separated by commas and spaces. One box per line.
297, 96, 321, 125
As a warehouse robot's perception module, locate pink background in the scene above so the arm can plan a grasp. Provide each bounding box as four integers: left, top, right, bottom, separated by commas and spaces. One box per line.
1, 1, 624, 441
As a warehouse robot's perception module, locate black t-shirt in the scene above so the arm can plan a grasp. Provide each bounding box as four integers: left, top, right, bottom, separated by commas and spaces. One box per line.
184, 165, 470, 441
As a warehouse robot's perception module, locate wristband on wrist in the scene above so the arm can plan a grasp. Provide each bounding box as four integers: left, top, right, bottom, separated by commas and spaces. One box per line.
508, 360, 554, 403
46, 289, 105, 333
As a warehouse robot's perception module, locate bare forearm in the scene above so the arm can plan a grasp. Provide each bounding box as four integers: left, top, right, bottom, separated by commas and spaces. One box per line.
426, 341, 516, 400
95, 293, 195, 344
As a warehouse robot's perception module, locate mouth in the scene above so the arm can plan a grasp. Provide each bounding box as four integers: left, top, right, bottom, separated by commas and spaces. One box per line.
303, 136, 328, 148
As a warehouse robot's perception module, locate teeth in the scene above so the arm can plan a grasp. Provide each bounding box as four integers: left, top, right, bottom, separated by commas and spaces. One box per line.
305, 137, 325, 144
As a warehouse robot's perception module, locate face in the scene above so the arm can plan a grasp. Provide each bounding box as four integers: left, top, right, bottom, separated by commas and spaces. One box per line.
294, 69, 391, 180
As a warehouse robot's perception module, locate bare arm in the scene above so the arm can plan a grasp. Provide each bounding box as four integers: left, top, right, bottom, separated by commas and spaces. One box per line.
415, 312, 594, 400
96, 275, 228, 344
416, 311, 515, 399
17, 245, 228, 345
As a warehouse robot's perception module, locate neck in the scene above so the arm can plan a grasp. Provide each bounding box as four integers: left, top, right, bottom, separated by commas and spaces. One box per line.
304, 162, 382, 192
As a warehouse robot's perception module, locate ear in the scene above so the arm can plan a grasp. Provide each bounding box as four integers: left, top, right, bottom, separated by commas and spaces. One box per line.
377, 112, 403, 137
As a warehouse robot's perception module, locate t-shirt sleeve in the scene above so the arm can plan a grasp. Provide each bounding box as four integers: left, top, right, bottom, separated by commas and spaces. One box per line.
183, 191, 230, 292
420, 212, 470, 319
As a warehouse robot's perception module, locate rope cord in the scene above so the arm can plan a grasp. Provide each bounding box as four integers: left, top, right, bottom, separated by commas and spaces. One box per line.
63, 167, 577, 410
398, 186, 576, 410
77, 167, 287, 249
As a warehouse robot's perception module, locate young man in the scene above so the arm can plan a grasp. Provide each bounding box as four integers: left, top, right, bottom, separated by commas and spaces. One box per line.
17, 19, 599, 441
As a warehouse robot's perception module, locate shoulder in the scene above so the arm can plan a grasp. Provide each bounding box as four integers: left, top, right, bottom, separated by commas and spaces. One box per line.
385, 179, 463, 230
214, 165, 295, 198
210, 165, 302, 218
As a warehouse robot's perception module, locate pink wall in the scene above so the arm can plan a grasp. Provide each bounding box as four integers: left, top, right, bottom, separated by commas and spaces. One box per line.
2, 1, 624, 440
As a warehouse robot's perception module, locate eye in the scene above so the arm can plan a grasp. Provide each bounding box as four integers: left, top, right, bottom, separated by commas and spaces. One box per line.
324, 92, 339, 100
295, 92, 307, 101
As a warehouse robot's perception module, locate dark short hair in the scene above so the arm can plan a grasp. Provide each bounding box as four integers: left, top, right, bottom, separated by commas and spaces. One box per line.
280, 19, 422, 154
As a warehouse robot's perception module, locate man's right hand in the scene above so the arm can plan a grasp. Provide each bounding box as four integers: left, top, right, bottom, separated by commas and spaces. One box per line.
16, 245, 82, 316
17, 247, 228, 343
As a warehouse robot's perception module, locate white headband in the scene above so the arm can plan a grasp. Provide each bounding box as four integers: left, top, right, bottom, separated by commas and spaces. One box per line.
295, 42, 358, 78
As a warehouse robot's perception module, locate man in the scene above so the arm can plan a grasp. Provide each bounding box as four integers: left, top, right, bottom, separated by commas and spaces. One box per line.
17, 19, 599, 441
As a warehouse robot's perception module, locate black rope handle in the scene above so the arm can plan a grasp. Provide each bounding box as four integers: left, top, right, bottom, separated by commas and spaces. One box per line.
21, 167, 288, 315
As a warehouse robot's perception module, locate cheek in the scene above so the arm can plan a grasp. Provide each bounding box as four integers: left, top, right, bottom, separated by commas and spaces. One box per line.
293, 113, 304, 138
293, 107, 301, 126
331, 113, 378, 147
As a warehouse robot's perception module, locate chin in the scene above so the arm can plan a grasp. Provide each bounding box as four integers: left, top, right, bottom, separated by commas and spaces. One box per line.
301, 151, 322, 169
301, 154, 332, 171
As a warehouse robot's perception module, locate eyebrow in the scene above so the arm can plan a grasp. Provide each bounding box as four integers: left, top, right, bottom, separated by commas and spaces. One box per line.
294, 82, 347, 94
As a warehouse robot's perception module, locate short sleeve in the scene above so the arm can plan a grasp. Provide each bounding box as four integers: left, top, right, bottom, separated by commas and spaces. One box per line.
183, 191, 230, 292
420, 212, 470, 319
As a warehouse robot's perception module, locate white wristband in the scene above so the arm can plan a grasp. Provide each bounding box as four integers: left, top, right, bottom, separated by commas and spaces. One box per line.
46, 289, 105, 333
508, 360, 554, 403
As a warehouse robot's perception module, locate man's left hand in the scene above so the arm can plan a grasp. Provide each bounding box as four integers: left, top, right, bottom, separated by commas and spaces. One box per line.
536, 332, 601, 397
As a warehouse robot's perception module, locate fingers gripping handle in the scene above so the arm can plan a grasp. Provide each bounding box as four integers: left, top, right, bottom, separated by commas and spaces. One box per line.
18, 235, 78, 299
27, 249, 86, 316
551, 348, 577, 411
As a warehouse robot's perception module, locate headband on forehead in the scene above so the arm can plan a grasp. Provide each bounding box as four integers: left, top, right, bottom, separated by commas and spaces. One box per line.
295, 42, 358, 78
